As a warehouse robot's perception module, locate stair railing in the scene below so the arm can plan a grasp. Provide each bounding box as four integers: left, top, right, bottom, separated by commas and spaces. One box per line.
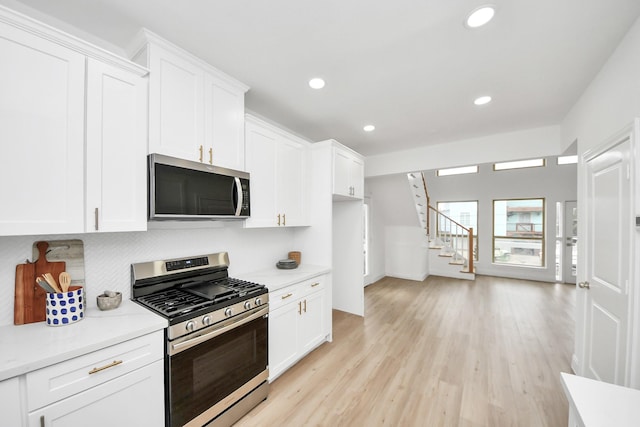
407, 171, 475, 273
430, 206, 475, 272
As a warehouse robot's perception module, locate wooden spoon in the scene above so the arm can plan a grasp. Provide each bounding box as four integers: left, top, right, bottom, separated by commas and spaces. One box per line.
43, 273, 61, 293
59, 272, 71, 293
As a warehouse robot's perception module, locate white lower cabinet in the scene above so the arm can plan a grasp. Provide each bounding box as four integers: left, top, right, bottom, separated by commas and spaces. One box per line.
0, 376, 23, 427
23, 330, 164, 427
269, 276, 327, 381
28, 360, 163, 427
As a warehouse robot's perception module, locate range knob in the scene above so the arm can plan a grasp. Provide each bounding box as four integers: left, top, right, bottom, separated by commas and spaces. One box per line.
244, 301, 252, 310
255, 297, 262, 306
202, 315, 211, 326
185, 321, 196, 332
224, 308, 233, 317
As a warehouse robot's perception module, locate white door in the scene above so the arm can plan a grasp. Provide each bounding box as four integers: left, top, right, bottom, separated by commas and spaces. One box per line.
564, 201, 577, 284
582, 134, 632, 385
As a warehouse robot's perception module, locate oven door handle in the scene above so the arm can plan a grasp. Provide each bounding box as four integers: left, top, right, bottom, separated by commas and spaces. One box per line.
170, 306, 268, 355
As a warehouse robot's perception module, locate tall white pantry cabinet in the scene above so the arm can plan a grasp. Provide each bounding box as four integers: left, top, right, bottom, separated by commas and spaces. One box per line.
0, 6, 148, 236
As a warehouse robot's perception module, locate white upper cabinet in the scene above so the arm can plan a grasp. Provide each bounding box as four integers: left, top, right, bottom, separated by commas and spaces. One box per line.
85, 59, 148, 232
147, 43, 204, 161
0, 19, 86, 236
205, 75, 246, 171
0, 7, 149, 236
129, 30, 248, 171
245, 115, 309, 228
332, 143, 364, 200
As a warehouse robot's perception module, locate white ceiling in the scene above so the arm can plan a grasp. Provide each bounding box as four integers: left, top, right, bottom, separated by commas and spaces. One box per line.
5, 0, 640, 156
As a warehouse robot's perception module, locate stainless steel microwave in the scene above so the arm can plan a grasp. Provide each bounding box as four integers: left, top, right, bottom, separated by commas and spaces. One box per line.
148, 153, 250, 221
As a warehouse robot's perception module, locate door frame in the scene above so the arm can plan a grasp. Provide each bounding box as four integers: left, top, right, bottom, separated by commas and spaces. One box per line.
563, 200, 577, 284
575, 119, 639, 387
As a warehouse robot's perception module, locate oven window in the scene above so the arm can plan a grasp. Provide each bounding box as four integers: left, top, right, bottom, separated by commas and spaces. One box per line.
169, 315, 268, 427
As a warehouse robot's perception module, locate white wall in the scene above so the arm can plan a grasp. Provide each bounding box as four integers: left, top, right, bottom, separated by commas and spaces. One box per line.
560, 15, 640, 385
365, 158, 577, 283
365, 125, 563, 178
0, 225, 295, 326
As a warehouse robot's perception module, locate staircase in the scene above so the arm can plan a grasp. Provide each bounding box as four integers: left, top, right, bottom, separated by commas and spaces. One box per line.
407, 172, 475, 280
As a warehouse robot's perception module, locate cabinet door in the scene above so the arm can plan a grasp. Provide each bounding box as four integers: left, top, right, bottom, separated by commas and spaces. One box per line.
299, 289, 326, 355
350, 156, 365, 199
86, 59, 148, 232
269, 302, 300, 381
204, 75, 245, 170
277, 135, 307, 226
28, 360, 164, 427
0, 23, 85, 236
244, 122, 278, 227
333, 148, 352, 197
0, 377, 23, 427
148, 45, 204, 160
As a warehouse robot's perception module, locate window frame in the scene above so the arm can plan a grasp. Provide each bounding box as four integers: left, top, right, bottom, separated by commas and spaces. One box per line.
492, 197, 545, 267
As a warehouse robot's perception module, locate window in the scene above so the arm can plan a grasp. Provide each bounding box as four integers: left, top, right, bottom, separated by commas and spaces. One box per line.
437, 165, 478, 176
494, 158, 545, 171
437, 201, 478, 260
493, 198, 545, 267
557, 155, 578, 165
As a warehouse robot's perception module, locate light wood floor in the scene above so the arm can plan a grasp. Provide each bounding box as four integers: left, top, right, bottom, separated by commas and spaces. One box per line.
235, 275, 575, 427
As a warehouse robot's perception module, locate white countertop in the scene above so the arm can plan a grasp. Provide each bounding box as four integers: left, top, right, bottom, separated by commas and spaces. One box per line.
561, 372, 640, 426
238, 264, 331, 292
0, 300, 167, 381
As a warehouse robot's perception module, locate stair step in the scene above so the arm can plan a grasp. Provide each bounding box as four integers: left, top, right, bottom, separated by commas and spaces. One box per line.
429, 245, 443, 250
460, 266, 477, 274
438, 253, 453, 258
449, 260, 465, 265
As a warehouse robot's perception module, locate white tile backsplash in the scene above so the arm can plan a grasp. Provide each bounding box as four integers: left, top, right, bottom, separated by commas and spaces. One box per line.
0, 224, 295, 326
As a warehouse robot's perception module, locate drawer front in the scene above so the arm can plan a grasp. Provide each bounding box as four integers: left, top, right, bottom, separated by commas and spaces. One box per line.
269, 284, 301, 312
26, 330, 163, 411
268, 276, 326, 312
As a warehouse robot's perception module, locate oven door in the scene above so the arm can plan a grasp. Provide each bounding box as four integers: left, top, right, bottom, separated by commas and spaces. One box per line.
167, 306, 268, 427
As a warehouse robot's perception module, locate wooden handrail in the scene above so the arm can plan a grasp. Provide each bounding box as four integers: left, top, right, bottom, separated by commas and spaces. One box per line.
428, 205, 472, 233
421, 172, 431, 235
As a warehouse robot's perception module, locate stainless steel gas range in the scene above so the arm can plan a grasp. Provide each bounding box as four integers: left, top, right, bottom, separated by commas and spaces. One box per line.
131, 252, 269, 427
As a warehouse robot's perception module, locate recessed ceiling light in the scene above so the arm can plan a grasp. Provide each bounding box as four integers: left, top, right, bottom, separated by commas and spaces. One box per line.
308, 78, 325, 89
466, 5, 495, 28
474, 95, 492, 106
363, 125, 375, 132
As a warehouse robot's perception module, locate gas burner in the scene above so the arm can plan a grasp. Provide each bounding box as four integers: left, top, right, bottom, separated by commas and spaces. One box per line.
131, 253, 268, 325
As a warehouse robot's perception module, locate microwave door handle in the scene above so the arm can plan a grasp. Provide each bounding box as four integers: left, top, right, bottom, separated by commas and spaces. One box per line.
234, 177, 243, 216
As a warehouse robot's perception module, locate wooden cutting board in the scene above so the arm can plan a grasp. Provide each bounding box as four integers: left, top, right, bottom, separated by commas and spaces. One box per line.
14, 241, 66, 325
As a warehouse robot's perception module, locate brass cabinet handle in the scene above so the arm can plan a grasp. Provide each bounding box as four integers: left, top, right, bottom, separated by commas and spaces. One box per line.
199, 145, 204, 162
283, 213, 286, 226
40, 416, 45, 427
311, 282, 320, 287
277, 213, 281, 226
298, 301, 302, 315
89, 359, 123, 375
209, 147, 213, 164
94, 207, 99, 231
281, 293, 293, 300
303, 299, 307, 313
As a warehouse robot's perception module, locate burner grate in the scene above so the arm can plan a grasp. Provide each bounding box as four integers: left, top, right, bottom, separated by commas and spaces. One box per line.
137, 289, 212, 317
